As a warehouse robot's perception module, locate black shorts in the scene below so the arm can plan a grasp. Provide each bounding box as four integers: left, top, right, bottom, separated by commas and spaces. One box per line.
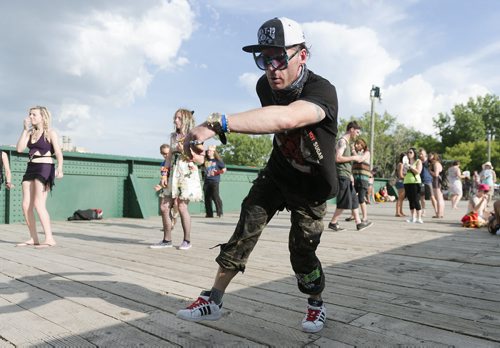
354, 178, 369, 204
336, 176, 359, 210
421, 182, 433, 200
432, 177, 441, 189
23, 162, 55, 191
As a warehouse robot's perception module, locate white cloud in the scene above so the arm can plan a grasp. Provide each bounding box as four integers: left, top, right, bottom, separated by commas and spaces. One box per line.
300, 21, 400, 117
382, 75, 438, 133
238, 72, 259, 95
382, 41, 497, 133
383, 74, 490, 134
424, 42, 500, 92
58, 103, 91, 123
60, 0, 195, 107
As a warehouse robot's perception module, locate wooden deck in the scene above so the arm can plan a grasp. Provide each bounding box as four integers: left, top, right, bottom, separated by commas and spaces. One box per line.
1, 201, 499, 347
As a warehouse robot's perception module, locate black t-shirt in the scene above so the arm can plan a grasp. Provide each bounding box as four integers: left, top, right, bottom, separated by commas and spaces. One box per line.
257, 70, 338, 202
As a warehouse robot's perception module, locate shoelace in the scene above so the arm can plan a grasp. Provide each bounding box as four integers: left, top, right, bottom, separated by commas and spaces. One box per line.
187, 297, 209, 309
306, 308, 321, 321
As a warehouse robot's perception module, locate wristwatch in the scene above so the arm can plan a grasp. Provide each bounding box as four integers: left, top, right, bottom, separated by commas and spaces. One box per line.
206, 112, 227, 144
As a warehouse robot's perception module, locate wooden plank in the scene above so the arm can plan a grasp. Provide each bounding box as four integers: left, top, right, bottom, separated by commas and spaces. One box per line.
1, 201, 500, 346
0, 259, 264, 347
351, 313, 496, 347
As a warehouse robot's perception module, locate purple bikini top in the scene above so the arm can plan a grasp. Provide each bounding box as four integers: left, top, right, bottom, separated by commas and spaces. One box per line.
28, 133, 54, 157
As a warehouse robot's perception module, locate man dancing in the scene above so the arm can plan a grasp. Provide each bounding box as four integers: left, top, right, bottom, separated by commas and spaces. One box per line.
177, 17, 338, 333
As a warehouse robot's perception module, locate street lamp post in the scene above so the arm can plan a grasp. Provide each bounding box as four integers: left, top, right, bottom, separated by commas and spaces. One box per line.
369, 85, 381, 170
487, 129, 492, 163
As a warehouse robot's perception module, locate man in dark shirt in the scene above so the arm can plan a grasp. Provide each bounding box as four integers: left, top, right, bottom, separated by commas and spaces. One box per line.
178, 17, 338, 333
418, 148, 437, 214
203, 145, 226, 218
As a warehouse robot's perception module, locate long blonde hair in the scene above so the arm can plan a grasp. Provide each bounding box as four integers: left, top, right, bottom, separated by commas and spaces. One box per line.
30, 106, 51, 142
174, 108, 195, 135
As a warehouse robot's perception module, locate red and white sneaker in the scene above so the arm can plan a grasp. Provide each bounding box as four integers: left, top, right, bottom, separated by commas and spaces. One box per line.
301, 302, 326, 333
176, 296, 222, 321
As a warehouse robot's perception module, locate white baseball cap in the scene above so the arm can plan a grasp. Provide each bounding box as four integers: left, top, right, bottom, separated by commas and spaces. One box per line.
242, 17, 305, 53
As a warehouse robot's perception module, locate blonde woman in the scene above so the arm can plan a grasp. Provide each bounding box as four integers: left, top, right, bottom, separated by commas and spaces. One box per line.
16, 106, 63, 248
447, 161, 464, 209
150, 109, 203, 250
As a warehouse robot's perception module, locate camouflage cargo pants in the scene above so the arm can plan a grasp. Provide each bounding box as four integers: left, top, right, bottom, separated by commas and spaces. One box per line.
216, 170, 326, 295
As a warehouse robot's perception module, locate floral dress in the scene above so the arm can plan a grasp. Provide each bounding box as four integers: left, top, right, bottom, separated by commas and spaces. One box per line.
162, 132, 202, 202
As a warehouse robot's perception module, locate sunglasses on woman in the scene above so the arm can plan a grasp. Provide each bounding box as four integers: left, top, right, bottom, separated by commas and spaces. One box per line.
252, 48, 301, 71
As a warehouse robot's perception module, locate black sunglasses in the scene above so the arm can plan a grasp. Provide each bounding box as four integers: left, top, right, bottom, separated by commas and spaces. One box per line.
252, 48, 301, 71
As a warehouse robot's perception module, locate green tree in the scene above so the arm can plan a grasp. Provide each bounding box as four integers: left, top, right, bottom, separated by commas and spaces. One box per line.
414, 134, 443, 155
339, 112, 424, 177
442, 142, 473, 169
443, 140, 500, 176
433, 94, 500, 147
467, 94, 500, 138
218, 133, 272, 167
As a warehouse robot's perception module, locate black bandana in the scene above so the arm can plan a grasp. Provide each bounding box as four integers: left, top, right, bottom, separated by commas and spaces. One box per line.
271, 64, 309, 105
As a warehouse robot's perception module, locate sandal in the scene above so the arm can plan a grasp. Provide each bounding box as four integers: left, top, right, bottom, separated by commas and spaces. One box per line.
16, 241, 38, 247
35, 243, 56, 249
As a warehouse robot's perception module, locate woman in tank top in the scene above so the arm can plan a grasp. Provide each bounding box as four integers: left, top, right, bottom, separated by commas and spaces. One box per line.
429, 152, 445, 218
403, 147, 423, 223
15, 106, 63, 248
395, 152, 408, 217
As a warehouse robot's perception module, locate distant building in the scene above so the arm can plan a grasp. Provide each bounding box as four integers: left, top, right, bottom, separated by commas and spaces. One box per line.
62, 136, 87, 153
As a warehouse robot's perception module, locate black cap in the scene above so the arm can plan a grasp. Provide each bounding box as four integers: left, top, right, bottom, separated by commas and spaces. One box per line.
242, 17, 306, 53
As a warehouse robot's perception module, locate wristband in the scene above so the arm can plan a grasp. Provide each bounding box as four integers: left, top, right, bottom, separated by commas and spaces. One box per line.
221, 114, 227, 133
206, 112, 227, 145
225, 114, 231, 133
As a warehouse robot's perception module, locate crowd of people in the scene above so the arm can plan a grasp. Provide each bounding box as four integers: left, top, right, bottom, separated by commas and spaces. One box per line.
4, 17, 498, 335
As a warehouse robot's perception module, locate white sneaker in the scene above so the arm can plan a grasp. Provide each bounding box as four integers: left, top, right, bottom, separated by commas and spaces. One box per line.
179, 240, 191, 250
416, 219, 424, 224
176, 296, 222, 321
149, 240, 172, 249
406, 218, 416, 223
179, 240, 192, 250
301, 303, 326, 333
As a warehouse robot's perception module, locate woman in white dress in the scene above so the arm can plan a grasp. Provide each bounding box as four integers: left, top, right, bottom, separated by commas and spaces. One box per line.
447, 161, 464, 210
152, 108, 204, 250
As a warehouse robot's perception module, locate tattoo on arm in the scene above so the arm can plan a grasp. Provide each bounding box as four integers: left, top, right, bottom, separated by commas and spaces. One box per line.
336, 138, 347, 160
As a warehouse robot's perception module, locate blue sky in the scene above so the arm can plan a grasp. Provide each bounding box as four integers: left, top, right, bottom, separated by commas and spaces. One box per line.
1, 0, 499, 158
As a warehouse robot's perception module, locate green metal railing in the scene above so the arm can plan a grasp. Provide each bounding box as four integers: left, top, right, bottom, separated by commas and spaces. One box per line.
0, 146, 259, 224
1, 146, 389, 224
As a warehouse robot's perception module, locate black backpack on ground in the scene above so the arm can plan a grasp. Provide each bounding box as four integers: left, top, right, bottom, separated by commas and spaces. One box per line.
68, 209, 103, 221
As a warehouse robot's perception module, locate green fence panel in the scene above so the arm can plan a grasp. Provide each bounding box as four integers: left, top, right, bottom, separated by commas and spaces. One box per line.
1, 145, 391, 224
0, 146, 261, 224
